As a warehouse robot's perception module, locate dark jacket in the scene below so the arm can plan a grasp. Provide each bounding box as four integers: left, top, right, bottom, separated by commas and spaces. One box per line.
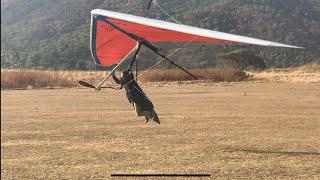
112, 70, 154, 111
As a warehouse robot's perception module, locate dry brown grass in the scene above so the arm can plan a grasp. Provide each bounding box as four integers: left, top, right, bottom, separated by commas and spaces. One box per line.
1, 69, 75, 89
249, 61, 320, 83
295, 60, 320, 73
1, 82, 320, 179
141, 68, 249, 82
0, 69, 108, 89
1, 69, 249, 89
2, 61, 318, 90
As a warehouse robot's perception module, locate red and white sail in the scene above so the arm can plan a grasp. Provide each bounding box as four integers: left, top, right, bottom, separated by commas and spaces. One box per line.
90, 9, 302, 67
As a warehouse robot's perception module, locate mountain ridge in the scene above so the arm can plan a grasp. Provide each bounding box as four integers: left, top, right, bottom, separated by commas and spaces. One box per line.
1, 0, 319, 70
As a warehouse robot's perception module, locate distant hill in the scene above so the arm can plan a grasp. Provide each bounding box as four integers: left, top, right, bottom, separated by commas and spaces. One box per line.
1, 0, 319, 70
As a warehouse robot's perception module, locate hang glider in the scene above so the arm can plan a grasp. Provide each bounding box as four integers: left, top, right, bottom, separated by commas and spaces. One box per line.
90, 9, 302, 67
80, 9, 303, 90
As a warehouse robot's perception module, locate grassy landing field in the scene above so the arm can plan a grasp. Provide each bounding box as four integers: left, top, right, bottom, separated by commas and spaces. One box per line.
1, 82, 320, 179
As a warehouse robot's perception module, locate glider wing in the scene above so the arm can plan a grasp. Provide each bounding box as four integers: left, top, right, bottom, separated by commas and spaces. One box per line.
91, 9, 303, 67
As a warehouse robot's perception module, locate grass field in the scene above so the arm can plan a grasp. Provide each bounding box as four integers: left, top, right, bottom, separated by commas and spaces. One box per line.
1, 82, 320, 179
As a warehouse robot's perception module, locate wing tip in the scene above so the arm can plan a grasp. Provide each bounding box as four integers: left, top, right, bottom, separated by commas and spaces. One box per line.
267, 42, 305, 49
281, 45, 305, 49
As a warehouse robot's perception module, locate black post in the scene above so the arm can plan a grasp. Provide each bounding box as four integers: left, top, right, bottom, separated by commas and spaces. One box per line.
136, 56, 138, 80
129, 43, 142, 69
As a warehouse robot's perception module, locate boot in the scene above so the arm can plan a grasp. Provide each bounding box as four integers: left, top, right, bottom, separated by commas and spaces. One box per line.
151, 110, 160, 124
144, 116, 149, 123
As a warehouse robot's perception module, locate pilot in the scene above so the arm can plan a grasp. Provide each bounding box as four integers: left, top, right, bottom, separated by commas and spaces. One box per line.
112, 70, 160, 124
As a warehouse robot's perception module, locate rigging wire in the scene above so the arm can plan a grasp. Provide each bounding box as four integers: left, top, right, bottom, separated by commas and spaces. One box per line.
152, 0, 211, 56
122, 36, 198, 88
119, 1, 200, 88
153, 0, 182, 25
125, 1, 198, 84
153, 0, 214, 51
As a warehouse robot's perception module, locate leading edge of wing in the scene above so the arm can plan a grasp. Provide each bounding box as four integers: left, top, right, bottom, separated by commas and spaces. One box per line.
91, 9, 304, 49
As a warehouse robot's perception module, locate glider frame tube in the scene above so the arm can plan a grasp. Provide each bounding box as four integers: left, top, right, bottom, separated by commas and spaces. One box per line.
90, 15, 99, 65
129, 43, 142, 70
95, 44, 139, 90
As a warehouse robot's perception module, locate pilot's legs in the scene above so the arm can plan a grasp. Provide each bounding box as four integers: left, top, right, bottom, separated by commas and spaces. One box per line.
142, 110, 160, 124
133, 103, 143, 116
133, 103, 159, 124
150, 110, 160, 124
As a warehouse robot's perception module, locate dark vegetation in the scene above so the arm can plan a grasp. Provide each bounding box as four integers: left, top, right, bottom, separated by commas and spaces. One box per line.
217, 49, 266, 70
1, 0, 319, 70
